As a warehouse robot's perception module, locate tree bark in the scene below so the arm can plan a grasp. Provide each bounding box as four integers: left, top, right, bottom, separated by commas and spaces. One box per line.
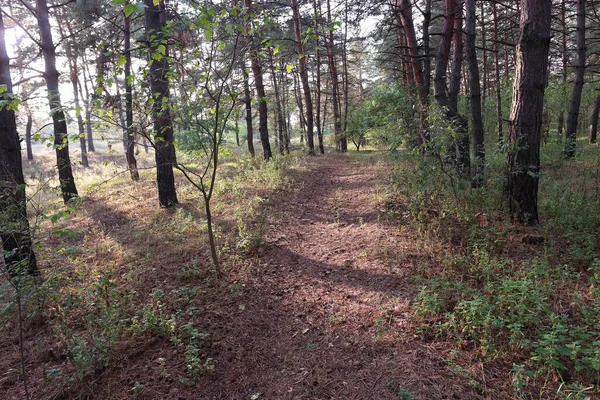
124, 7, 139, 181
0, 10, 37, 276
36, 0, 78, 203
422, 0, 432, 98
465, 0, 484, 187
326, 0, 345, 152
434, 0, 469, 178
144, 0, 178, 207
564, 0, 586, 158
311, 0, 324, 153
397, 0, 429, 143
244, 0, 271, 160
241, 58, 255, 157
24, 104, 33, 160
492, 2, 503, 141
506, 0, 551, 225
291, 0, 315, 155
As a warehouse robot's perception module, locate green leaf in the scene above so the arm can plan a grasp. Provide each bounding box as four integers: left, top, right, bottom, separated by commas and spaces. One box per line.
124, 3, 137, 17
117, 54, 127, 68
111, 0, 126, 5
286, 64, 293, 73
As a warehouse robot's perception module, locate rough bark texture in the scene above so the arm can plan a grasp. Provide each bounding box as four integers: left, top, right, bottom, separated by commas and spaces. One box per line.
564, 0, 586, 158
144, 0, 178, 207
465, 0, 484, 186
506, 0, 551, 225
433, 0, 470, 179
0, 10, 38, 276
245, 0, 271, 160
36, 0, 78, 203
291, 0, 315, 155
589, 95, 600, 144
124, 9, 139, 181
397, 0, 429, 143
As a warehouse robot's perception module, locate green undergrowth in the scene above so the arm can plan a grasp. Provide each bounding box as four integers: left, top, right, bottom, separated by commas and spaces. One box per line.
388, 140, 600, 398
0, 147, 306, 394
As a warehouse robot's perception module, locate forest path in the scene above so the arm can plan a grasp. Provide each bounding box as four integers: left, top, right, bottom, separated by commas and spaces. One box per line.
205, 154, 481, 399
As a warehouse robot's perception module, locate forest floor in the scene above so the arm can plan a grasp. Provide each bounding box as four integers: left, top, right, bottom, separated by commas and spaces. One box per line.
2, 152, 518, 399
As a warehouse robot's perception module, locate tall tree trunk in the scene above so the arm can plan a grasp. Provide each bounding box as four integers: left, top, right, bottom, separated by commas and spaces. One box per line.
480, 2, 487, 102
422, 0, 432, 98
269, 51, 286, 155
342, 0, 350, 137
241, 58, 255, 157
311, 0, 324, 153
36, 0, 78, 203
291, 0, 315, 155
564, 0, 586, 158
397, 0, 429, 143
589, 95, 600, 144
124, 8, 139, 181
434, 0, 469, 178
492, 2, 503, 141
245, 0, 271, 160
0, 10, 37, 276
506, 0, 551, 225
326, 0, 345, 152
61, 21, 89, 169
280, 61, 291, 152
144, 0, 178, 207
465, 0, 484, 187
293, 68, 307, 142
80, 52, 95, 152
557, 0, 567, 140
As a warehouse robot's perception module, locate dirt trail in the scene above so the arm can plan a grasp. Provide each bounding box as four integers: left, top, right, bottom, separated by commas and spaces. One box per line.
201, 155, 482, 399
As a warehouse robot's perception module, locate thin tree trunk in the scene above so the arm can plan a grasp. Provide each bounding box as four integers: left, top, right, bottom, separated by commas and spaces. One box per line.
269, 51, 286, 155
434, 0, 469, 178
564, 0, 586, 158
397, 0, 429, 143
81, 50, 95, 152
492, 2, 503, 141
24, 104, 33, 160
144, 0, 178, 207
422, 0, 432, 98
245, 0, 271, 160
326, 0, 345, 152
465, 0, 484, 187
60, 21, 89, 169
480, 1, 487, 102
557, 0, 567, 140
342, 0, 350, 137
291, 0, 315, 155
0, 9, 37, 276
36, 0, 78, 203
241, 58, 255, 157
293, 68, 306, 142
311, 0, 324, 154
506, 0, 551, 225
589, 95, 600, 144
124, 7, 139, 180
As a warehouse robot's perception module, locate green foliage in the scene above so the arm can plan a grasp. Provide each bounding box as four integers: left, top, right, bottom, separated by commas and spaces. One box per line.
388, 140, 600, 396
